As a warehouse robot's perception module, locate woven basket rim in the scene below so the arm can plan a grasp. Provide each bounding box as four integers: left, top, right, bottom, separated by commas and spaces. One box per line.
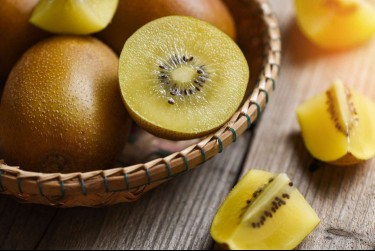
0, 0, 282, 207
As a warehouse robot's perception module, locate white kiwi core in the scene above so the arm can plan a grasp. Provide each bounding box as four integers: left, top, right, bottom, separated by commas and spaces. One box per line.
171, 66, 196, 85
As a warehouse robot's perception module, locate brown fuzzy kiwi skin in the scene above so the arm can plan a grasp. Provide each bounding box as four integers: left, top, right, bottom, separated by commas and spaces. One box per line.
0, 0, 49, 88
0, 36, 132, 173
96, 0, 236, 54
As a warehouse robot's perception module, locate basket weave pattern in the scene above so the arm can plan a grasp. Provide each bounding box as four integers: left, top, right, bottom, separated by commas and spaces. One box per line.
0, 0, 281, 207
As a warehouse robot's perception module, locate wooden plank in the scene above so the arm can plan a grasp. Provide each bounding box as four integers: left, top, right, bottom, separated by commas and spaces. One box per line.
0, 196, 56, 249
35, 132, 252, 250
242, 0, 375, 249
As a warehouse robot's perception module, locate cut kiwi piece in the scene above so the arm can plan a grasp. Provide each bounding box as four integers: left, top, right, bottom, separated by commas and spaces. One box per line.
119, 16, 249, 140
211, 170, 320, 250
29, 0, 119, 35
297, 80, 375, 165
294, 0, 375, 50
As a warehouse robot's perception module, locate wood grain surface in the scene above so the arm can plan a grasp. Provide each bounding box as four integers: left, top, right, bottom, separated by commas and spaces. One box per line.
1, 0, 375, 250
242, 0, 375, 250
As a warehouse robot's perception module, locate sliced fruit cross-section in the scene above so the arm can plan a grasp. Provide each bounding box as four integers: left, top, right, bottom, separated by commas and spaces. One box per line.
30, 0, 119, 35
118, 16, 249, 140
211, 169, 320, 250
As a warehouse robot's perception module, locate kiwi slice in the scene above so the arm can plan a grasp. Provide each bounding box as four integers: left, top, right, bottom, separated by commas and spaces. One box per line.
211, 170, 320, 250
119, 16, 249, 140
29, 0, 119, 35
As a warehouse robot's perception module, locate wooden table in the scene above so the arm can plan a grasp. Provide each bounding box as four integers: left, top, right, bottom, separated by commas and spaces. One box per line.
1, 0, 375, 249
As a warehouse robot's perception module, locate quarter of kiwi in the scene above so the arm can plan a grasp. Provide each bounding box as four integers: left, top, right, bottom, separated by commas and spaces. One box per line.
96, 0, 236, 55
0, 36, 132, 173
118, 16, 249, 140
211, 169, 320, 250
29, 0, 119, 35
0, 0, 49, 88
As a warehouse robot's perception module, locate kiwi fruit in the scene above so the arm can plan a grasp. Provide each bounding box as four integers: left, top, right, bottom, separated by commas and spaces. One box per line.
0, 0, 49, 88
211, 169, 320, 250
297, 80, 375, 165
29, 0, 119, 35
118, 16, 249, 140
96, 0, 236, 54
0, 36, 132, 173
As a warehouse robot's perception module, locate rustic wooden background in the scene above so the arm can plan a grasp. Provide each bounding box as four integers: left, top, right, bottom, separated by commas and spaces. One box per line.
1, 0, 375, 249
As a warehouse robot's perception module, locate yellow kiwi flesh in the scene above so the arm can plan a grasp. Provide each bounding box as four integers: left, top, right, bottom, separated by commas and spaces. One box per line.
295, 0, 375, 50
30, 0, 119, 35
0, 36, 132, 173
96, 0, 236, 55
211, 170, 320, 250
0, 0, 49, 87
297, 80, 375, 165
118, 16, 249, 140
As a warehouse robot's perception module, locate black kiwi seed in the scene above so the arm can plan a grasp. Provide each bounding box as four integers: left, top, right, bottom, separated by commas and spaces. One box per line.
282, 193, 290, 199
198, 76, 206, 83
289, 182, 294, 187
252, 223, 257, 228
189, 56, 194, 61
194, 80, 204, 87
197, 69, 204, 74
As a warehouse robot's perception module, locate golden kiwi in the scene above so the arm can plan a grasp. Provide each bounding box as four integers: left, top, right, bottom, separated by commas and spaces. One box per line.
96, 0, 236, 54
0, 0, 49, 87
119, 16, 249, 140
0, 36, 132, 173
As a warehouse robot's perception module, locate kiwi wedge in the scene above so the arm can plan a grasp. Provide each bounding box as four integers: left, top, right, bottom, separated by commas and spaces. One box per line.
119, 16, 249, 140
29, 0, 119, 35
211, 170, 320, 250
297, 80, 375, 165
0, 36, 132, 173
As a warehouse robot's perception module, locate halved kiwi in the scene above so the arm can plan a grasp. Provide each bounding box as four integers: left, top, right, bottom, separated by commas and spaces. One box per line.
119, 16, 249, 140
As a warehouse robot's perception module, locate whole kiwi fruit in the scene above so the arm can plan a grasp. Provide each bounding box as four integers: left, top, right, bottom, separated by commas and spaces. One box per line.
0, 36, 132, 173
96, 0, 236, 54
0, 0, 49, 88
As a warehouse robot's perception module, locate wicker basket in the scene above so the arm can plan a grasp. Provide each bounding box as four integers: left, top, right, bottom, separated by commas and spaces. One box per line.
0, 0, 281, 207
